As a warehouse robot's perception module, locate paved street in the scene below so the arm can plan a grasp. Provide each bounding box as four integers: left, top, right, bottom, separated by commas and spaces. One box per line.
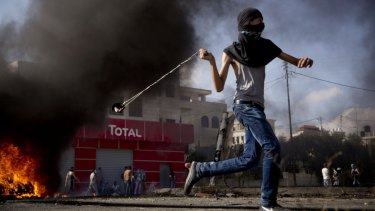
2, 187, 375, 210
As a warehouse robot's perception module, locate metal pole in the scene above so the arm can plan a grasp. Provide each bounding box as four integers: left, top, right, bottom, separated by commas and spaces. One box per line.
319, 116, 323, 131
283, 61, 296, 186
283, 61, 293, 141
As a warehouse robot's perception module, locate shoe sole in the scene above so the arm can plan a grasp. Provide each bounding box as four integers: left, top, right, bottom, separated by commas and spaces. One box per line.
184, 161, 197, 196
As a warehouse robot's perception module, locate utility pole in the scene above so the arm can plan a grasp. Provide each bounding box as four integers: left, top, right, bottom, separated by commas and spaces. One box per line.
318, 116, 323, 131
283, 61, 293, 141
355, 105, 359, 136
318, 116, 323, 135
340, 115, 343, 131
283, 62, 296, 186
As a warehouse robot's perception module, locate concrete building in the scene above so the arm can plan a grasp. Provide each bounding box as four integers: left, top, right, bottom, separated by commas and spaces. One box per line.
231, 117, 276, 146
324, 107, 375, 137
324, 107, 375, 154
292, 125, 321, 137
362, 135, 375, 160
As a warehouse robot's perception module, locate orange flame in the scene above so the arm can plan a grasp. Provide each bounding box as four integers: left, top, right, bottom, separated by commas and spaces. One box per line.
0, 142, 47, 198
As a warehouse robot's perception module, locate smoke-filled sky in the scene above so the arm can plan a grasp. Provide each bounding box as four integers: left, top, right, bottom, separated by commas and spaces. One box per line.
0, 0, 197, 194
1, 0, 375, 133
1, 0, 375, 130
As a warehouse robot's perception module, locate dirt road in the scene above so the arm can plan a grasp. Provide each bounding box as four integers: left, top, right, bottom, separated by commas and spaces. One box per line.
2, 187, 375, 210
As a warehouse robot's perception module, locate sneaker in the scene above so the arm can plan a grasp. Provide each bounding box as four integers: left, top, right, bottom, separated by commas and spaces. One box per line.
184, 161, 200, 196
259, 203, 290, 211
260, 206, 273, 211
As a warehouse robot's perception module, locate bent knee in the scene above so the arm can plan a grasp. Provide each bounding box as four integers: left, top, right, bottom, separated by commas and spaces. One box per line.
262, 142, 281, 161
239, 154, 261, 168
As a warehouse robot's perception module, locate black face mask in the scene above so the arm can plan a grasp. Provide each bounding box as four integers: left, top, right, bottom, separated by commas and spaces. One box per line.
243, 22, 265, 33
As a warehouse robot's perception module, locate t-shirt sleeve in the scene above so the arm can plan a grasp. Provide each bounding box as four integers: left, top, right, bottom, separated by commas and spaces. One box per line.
223, 43, 237, 59
262, 39, 282, 62
223, 37, 282, 67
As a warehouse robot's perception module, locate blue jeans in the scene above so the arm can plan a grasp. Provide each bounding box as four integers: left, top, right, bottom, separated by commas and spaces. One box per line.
196, 103, 281, 207
352, 176, 360, 186
124, 180, 132, 196
134, 181, 141, 195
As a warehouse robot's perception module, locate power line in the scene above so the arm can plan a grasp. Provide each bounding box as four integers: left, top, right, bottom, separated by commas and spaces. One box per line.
265, 76, 285, 90
292, 72, 375, 92
292, 117, 321, 125
265, 75, 285, 84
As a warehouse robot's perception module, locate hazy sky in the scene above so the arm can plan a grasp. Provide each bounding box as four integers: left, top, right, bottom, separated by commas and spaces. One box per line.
1, 0, 374, 135
0, 0, 29, 24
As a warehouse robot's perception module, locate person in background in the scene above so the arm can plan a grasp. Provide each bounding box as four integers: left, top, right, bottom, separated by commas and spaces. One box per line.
111, 181, 121, 196
322, 162, 330, 187
87, 169, 98, 196
65, 166, 80, 196
121, 166, 127, 195
169, 169, 176, 189
134, 169, 143, 195
141, 169, 146, 193
96, 167, 104, 195
124, 166, 133, 196
351, 164, 361, 186
332, 167, 341, 186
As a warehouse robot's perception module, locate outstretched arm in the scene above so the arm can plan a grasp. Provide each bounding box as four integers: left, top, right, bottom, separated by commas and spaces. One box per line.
73, 173, 80, 182
278, 52, 313, 68
199, 48, 233, 92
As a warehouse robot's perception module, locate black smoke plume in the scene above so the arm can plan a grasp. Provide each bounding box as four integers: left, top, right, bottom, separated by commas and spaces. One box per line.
0, 0, 196, 195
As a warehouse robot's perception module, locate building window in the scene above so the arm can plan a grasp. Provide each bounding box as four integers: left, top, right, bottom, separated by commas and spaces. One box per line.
129, 98, 143, 117
166, 119, 175, 123
212, 116, 219, 129
180, 95, 192, 102
198, 95, 206, 102
165, 84, 175, 98
201, 116, 209, 128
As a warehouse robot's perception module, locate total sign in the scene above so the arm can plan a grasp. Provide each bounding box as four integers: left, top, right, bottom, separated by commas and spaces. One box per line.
106, 119, 144, 140
108, 124, 142, 138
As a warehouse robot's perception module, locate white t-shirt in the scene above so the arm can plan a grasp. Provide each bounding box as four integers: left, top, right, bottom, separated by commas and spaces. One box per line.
322, 167, 330, 180
90, 172, 97, 184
